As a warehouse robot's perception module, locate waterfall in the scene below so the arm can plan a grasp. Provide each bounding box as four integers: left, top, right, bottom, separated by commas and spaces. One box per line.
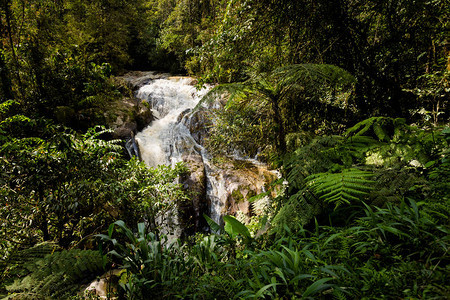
134, 75, 278, 230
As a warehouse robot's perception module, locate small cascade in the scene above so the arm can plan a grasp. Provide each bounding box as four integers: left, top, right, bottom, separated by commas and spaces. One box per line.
134, 75, 278, 229
202, 157, 227, 225
125, 132, 141, 160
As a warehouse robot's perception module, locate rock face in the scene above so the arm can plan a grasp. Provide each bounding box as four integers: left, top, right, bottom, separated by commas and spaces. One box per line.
185, 109, 212, 145
84, 269, 122, 299
104, 97, 153, 139
222, 164, 276, 217
103, 72, 167, 139
179, 153, 208, 235
204, 158, 279, 226
116, 71, 171, 89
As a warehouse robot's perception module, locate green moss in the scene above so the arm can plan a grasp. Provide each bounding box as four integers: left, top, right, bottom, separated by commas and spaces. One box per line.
231, 189, 245, 203
231, 186, 256, 203
247, 189, 256, 200
232, 159, 254, 170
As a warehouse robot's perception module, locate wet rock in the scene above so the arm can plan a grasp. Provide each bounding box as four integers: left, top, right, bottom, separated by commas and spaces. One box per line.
116, 71, 171, 90
179, 153, 208, 235
207, 159, 279, 224
120, 73, 278, 232
187, 109, 213, 145
104, 97, 153, 139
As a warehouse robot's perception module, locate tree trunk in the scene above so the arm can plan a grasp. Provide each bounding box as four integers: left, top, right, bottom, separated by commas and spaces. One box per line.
0, 38, 13, 100
37, 188, 50, 241
2, 0, 23, 94
270, 95, 286, 154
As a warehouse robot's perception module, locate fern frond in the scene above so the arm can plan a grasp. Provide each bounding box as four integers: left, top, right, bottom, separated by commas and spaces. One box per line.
6, 249, 103, 299
345, 117, 409, 143
306, 169, 375, 209
373, 123, 389, 142
194, 82, 249, 111
6, 242, 60, 266
0, 100, 19, 115
275, 64, 355, 89
345, 117, 383, 137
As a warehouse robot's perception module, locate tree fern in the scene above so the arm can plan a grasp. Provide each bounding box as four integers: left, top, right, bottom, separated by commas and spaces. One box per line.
3, 242, 60, 280
194, 82, 249, 111
270, 190, 322, 237
197, 64, 355, 153
306, 169, 375, 208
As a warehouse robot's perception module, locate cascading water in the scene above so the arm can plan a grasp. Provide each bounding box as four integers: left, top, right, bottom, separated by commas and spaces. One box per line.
134, 75, 278, 230
135, 77, 208, 167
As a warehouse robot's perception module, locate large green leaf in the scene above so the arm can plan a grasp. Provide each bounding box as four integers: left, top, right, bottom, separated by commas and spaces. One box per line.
223, 215, 252, 241
203, 213, 222, 233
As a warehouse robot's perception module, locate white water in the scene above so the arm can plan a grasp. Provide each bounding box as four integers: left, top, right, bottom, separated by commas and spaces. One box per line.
135, 77, 209, 168
202, 157, 227, 225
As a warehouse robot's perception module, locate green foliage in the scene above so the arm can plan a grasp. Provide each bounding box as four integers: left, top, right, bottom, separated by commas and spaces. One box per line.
4, 249, 103, 299
0, 122, 120, 249
99, 221, 241, 299
345, 117, 406, 141
270, 193, 322, 236
0, 0, 151, 126
102, 198, 449, 299
1, 242, 60, 284
223, 215, 252, 242
203, 213, 222, 234
306, 168, 375, 208
271, 118, 448, 236
0, 118, 186, 255
0, 2, 449, 299
406, 68, 449, 126
189, 0, 449, 118
201, 63, 355, 155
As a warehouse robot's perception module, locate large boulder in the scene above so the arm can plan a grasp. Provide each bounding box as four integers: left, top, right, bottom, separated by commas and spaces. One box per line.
84, 269, 123, 299
104, 97, 153, 139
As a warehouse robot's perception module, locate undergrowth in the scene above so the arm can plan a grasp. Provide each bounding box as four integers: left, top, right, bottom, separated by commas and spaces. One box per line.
2, 119, 448, 299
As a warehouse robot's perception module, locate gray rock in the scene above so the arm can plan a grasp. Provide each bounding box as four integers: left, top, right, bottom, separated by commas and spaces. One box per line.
116, 71, 171, 90
104, 97, 153, 139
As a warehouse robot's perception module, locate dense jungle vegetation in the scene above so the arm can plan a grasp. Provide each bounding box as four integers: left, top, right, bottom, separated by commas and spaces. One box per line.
1, 0, 449, 299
